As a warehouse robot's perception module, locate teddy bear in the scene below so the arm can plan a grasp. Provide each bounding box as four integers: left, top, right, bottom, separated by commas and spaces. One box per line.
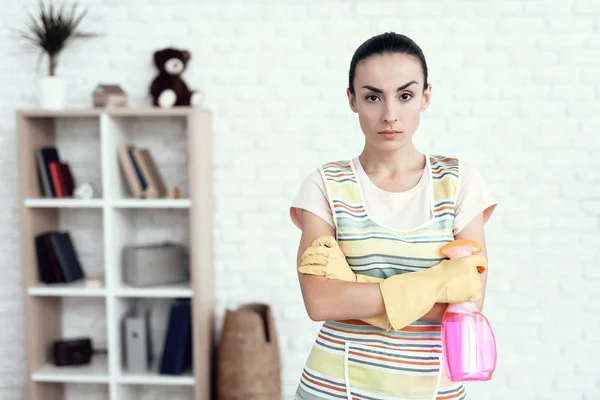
149, 48, 203, 108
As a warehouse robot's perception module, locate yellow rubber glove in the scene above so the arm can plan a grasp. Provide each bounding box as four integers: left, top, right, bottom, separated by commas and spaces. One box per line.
299, 236, 358, 282
379, 255, 487, 330
298, 236, 487, 331
298, 236, 390, 329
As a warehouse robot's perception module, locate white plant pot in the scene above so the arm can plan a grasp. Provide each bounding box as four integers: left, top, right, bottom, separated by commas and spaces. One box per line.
39, 76, 66, 109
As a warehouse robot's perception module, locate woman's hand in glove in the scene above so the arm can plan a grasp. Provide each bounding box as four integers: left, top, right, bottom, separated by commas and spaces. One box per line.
298, 235, 390, 330
298, 236, 358, 282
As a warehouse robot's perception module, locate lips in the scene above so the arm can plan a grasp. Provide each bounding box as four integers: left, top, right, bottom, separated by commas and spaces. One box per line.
377, 130, 402, 140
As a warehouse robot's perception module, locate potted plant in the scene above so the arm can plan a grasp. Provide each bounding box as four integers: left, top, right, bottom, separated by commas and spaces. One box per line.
16, 1, 99, 109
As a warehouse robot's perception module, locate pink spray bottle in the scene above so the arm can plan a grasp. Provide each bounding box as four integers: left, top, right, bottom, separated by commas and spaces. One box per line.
439, 239, 497, 382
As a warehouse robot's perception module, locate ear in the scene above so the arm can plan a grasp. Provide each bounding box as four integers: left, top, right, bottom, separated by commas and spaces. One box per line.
183, 51, 191, 62
420, 83, 432, 111
346, 88, 358, 113
154, 49, 167, 67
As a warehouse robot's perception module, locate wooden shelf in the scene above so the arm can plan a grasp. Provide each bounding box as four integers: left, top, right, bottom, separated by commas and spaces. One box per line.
24, 198, 105, 208
111, 199, 191, 209
17, 109, 103, 118
28, 281, 106, 297
115, 283, 193, 298
106, 107, 200, 117
23, 198, 191, 209
31, 354, 109, 383
16, 107, 203, 118
117, 368, 195, 386
17, 108, 214, 400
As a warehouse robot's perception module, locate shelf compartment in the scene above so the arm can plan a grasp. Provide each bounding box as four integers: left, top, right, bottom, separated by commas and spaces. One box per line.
113, 297, 194, 392
31, 354, 109, 384
102, 113, 190, 201
25, 208, 106, 298
105, 207, 190, 290
18, 115, 103, 200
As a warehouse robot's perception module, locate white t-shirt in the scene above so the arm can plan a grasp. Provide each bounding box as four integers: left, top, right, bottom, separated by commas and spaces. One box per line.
290, 157, 497, 236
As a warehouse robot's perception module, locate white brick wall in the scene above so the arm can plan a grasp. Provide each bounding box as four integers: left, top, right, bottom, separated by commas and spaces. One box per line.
1, 0, 599, 399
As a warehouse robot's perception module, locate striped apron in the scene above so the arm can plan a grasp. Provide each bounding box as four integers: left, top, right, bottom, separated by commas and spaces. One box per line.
295, 154, 466, 400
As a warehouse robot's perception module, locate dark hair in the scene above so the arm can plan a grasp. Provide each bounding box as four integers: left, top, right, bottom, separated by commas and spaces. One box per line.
348, 32, 429, 95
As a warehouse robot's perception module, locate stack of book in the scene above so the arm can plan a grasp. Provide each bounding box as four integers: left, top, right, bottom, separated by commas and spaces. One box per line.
34, 231, 85, 284
117, 145, 167, 199
35, 146, 75, 198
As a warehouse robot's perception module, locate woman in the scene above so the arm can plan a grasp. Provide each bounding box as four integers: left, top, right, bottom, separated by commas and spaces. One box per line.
289, 32, 497, 400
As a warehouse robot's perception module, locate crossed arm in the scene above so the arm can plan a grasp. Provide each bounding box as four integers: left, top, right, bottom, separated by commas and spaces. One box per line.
296, 209, 489, 323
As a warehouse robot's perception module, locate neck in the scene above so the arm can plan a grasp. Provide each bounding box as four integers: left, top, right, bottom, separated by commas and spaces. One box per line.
358, 142, 425, 175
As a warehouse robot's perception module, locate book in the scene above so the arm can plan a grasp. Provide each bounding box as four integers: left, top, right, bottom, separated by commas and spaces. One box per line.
34, 231, 85, 284
35, 147, 76, 198
159, 299, 192, 375
117, 145, 144, 198
117, 145, 168, 199
35, 147, 60, 197
133, 148, 167, 198
49, 161, 76, 198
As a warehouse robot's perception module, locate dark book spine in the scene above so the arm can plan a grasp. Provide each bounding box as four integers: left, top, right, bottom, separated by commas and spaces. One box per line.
34, 234, 54, 283
48, 232, 85, 282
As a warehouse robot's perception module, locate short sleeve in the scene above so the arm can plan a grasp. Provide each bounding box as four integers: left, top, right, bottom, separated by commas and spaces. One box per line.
453, 162, 498, 235
289, 169, 335, 230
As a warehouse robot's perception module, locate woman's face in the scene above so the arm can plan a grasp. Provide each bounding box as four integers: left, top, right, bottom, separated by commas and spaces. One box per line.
347, 53, 431, 152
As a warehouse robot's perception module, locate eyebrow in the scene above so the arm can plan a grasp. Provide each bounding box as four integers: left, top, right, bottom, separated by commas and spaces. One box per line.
361, 81, 418, 93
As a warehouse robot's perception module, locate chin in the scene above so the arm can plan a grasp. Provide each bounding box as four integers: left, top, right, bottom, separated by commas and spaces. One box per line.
382, 143, 408, 152
369, 137, 410, 152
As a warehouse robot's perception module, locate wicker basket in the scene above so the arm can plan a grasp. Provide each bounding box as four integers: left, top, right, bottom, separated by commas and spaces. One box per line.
217, 303, 281, 400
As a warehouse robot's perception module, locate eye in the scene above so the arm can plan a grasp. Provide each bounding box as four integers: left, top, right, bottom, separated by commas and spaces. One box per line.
400, 93, 413, 101
365, 95, 380, 102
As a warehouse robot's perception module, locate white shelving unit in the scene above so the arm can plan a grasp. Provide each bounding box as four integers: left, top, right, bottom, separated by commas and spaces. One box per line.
16, 107, 214, 400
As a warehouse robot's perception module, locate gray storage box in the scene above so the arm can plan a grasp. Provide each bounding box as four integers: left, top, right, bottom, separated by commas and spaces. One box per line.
121, 304, 152, 373
121, 242, 189, 287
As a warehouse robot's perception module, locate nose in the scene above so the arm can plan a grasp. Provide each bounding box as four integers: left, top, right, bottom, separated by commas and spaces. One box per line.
382, 105, 398, 124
